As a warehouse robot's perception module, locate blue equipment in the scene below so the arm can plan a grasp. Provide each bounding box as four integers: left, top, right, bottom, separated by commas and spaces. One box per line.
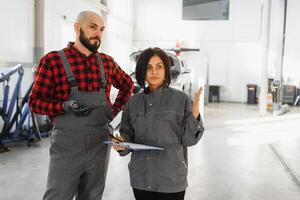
0, 64, 45, 152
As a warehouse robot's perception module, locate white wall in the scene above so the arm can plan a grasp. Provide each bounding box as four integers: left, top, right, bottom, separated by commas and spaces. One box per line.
282, 0, 300, 87
105, 0, 134, 72
133, 0, 267, 102
44, 0, 103, 54
0, 0, 34, 63
268, 0, 285, 79
267, 0, 300, 87
0, 0, 35, 107
43, 0, 133, 72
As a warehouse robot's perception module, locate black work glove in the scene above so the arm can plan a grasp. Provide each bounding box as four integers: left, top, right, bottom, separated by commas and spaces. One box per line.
62, 100, 94, 117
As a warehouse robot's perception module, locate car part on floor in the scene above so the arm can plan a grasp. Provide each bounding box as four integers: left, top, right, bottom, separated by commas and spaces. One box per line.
0, 64, 49, 153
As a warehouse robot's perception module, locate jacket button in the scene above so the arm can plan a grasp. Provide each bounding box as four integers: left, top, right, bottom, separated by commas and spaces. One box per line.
148, 186, 151, 190
146, 157, 150, 160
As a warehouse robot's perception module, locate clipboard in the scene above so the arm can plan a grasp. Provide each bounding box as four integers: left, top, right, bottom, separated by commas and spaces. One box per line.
103, 141, 164, 151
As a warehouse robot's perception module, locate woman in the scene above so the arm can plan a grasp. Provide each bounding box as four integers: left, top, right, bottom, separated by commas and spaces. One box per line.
113, 47, 204, 200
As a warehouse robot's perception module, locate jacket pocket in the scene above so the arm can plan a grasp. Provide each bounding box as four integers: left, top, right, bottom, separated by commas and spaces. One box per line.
154, 147, 187, 186
128, 152, 146, 181
130, 113, 146, 142
154, 112, 184, 143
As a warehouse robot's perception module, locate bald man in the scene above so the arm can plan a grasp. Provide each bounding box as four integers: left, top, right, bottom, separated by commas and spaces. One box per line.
29, 11, 134, 200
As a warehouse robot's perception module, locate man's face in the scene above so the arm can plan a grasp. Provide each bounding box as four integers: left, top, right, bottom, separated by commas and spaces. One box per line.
78, 14, 105, 52
79, 28, 100, 52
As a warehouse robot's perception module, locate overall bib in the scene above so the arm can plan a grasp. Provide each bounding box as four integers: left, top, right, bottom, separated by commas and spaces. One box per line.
43, 50, 113, 200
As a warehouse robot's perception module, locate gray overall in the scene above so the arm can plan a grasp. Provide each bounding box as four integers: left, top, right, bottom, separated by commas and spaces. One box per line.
43, 50, 113, 200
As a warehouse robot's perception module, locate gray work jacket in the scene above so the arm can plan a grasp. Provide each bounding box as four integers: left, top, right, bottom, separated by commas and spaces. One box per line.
119, 86, 204, 193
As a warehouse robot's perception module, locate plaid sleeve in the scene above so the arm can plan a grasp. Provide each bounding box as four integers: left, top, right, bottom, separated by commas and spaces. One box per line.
109, 58, 134, 114
29, 54, 64, 118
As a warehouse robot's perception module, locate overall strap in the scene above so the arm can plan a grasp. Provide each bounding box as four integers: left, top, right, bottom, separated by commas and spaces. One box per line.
59, 50, 78, 91
96, 54, 107, 89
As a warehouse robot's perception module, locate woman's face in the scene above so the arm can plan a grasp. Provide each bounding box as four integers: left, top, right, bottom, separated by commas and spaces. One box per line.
145, 55, 165, 91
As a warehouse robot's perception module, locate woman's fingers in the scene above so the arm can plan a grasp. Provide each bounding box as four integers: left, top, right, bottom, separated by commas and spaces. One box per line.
193, 87, 203, 102
113, 145, 126, 151
195, 87, 203, 97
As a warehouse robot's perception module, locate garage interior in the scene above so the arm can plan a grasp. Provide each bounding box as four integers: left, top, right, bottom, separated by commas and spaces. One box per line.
0, 0, 300, 200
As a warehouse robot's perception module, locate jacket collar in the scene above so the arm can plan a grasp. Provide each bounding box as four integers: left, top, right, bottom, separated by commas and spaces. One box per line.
144, 85, 167, 99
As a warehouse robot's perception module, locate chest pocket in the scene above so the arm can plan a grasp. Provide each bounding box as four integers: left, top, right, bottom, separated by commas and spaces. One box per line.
130, 112, 147, 142
153, 111, 184, 144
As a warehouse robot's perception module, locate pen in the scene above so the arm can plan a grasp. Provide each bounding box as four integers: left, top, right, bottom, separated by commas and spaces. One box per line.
109, 133, 124, 143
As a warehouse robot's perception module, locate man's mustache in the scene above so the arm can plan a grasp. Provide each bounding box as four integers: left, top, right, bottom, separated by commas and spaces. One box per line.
89, 37, 100, 41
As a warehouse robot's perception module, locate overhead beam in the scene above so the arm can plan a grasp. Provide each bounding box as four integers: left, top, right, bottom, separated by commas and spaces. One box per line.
183, 0, 223, 7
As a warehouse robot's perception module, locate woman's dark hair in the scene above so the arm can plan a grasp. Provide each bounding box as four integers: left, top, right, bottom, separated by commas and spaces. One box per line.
135, 47, 171, 89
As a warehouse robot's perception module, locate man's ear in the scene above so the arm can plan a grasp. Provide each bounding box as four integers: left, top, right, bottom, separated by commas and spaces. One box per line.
74, 22, 80, 33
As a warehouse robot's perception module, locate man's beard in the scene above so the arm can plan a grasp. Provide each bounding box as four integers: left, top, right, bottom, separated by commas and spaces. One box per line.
79, 28, 101, 52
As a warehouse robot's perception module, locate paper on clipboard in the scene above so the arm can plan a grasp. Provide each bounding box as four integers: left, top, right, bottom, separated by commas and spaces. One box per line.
103, 141, 164, 151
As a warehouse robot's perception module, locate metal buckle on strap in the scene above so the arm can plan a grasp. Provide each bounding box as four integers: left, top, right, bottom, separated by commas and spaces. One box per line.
100, 80, 106, 89
69, 80, 77, 87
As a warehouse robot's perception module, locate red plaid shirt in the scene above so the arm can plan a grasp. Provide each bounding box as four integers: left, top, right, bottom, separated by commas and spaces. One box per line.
29, 42, 134, 120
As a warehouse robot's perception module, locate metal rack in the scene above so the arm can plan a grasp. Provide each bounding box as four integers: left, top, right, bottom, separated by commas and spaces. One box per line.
0, 64, 45, 152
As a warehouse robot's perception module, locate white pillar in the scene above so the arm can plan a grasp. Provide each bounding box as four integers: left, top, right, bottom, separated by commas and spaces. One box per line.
259, 0, 272, 116
34, 0, 45, 64
273, 0, 287, 110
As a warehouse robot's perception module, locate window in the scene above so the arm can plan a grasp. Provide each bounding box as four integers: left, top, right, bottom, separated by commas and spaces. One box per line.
182, 0, 230, 20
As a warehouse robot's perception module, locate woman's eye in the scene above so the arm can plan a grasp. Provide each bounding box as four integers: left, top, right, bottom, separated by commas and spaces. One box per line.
158, 64, 163, 69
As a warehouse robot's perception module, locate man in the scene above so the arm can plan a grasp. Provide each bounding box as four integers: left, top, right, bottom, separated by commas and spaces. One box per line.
29, 11, 134, 200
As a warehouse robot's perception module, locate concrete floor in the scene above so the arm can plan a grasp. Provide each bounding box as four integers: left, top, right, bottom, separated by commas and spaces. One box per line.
1, 103, 300, 200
